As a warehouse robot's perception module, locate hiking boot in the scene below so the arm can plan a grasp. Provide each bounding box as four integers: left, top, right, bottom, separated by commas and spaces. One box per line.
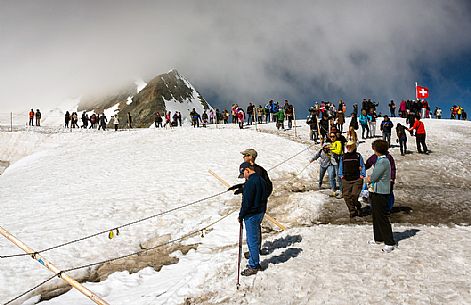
329, 191, 336, 197
241, 265, 261, 276
368, 240, 383, 245
382, 244, 396, 253
336, 192, 343, 199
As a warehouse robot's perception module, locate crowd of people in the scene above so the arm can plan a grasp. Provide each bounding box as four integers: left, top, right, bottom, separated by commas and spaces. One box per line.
231, 139, 398, 278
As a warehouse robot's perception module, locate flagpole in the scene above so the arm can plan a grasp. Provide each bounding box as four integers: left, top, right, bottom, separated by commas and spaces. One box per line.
415, 82, 418, 100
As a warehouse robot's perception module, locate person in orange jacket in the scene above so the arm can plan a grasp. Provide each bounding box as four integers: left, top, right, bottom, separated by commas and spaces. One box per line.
28, 109, 34, 126
408, 115, 429, 154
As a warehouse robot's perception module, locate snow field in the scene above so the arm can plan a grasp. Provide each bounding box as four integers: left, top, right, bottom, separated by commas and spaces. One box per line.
1, 117, 470, 305
0, 126, 310, 304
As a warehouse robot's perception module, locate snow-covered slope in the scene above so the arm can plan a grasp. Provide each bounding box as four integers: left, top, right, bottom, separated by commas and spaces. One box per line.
0, 118, 470, 305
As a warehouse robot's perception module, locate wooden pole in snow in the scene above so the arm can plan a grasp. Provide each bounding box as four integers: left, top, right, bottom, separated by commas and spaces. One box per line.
0, 226, 110, 305
293, 107, 298, 138
208, 170, 287, 231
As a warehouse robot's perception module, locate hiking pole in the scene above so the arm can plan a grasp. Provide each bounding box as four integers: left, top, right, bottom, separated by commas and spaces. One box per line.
236, 222, 243, 290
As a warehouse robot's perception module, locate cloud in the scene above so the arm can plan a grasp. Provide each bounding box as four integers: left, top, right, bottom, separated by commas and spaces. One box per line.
1, 0, 470, 113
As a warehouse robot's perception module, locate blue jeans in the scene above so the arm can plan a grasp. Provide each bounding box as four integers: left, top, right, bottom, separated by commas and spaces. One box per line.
319, 165, 336, 190
243, 213, 264, 268
332, 164, 342, 191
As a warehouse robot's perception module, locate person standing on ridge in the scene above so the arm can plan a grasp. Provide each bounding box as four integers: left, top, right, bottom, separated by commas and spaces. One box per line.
284, 100, 294, 129
306, 107, 319, 143
28, 109, 34, 126
113, 115, 119, 131
127, 112, 132, 128
64, 111, 71, 128
35, 109, 41, 126
388, 100, 396, 117
99, 113, 107, 130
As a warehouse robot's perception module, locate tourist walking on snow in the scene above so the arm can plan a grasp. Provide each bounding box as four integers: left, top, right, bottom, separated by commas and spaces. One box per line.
408, 115, 429, 154
359, 110, 369, 139
319, 113, 330, 144
28, 109, 34, 126
396, 123, 408, 156
346, 126, 358, 147
284, 100, 294, 129
310, 143, 336, 191
339, 141, 366, 218
366, 142, 396, 213
71, 112, 80, 128
237, 108, 245, 129
154, 112, 163, 128
163, 111, 172, 128
349, 113, 359, 131
306, 108, 319, 142
98, 113, 107, 130
388, 100, 396, 117
35, 109, 41, 126
380, 116, 394, 146
329, 132, 343, 198
113, 115, 119, 131
366, 140, 396, 253
237, 162, 269, 276
276, 107, 285, 130
64, 111, 70, 128
367, 109, 377, 138
127, 112, 132, 128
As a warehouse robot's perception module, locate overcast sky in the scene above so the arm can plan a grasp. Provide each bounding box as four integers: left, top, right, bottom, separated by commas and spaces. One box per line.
1, 0, 471, 114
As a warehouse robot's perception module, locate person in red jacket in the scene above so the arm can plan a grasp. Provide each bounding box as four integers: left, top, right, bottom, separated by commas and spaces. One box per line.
408, 115, 429, 154
28, 109, 34, 126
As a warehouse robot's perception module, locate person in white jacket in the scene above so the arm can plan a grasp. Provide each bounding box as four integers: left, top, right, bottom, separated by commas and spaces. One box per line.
113, 115, 119, 131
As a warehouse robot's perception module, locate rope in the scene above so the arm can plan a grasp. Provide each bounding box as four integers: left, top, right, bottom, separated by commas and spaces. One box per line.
1, 209, 237, 305
267, 143, 316, 171
3, 274, 58, 305
62, 208, 237, 273
0, 190, 229, 258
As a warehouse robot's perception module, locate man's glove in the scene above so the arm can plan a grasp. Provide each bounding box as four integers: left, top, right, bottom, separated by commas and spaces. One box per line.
228, 183, 244, 195
228, 183, 244, 191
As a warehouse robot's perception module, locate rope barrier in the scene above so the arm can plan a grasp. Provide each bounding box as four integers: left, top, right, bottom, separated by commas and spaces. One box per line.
0, 190, 230, 259
3, 274, 58, 305
62, 208, 238, 273
267, 143, 316, 171
2, 209, 238, 305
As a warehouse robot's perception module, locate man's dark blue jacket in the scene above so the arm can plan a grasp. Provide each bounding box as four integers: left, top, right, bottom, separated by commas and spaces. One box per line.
239, 173, 268, 220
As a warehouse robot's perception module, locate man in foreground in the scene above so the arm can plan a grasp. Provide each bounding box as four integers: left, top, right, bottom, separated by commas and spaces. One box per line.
238, 162, 269, 276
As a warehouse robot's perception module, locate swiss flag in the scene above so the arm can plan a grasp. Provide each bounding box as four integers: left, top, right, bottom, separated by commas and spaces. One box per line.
416, 85, 429, 99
